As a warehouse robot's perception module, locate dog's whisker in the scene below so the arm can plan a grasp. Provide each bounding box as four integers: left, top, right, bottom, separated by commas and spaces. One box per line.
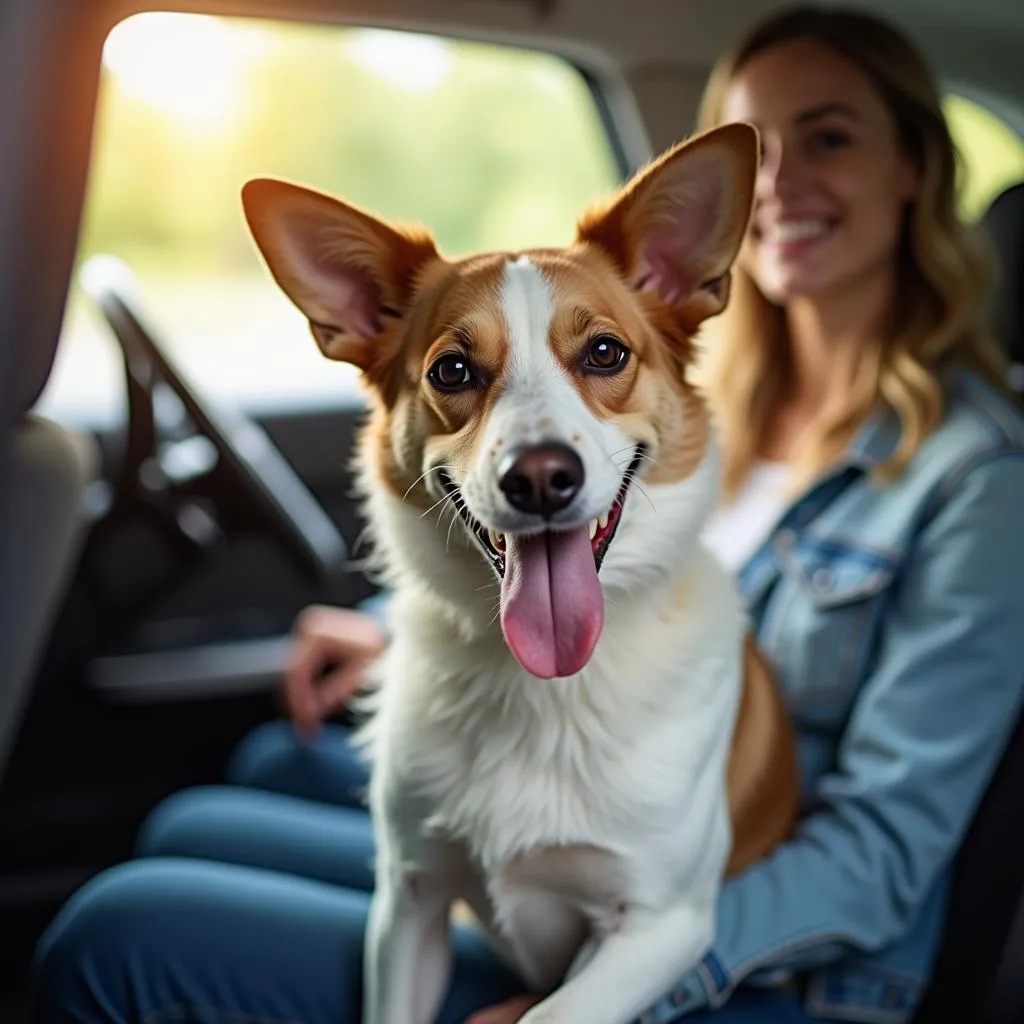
402, 467, 437, 502
607, 444, 655, 462
614, 452, 658, 470
434, 484, 462, 513
444, 506, 463, 552
405, 464, 470, 504
632, 482, 657, 513
608, 444, 645, 460
421, 492, 456, 519
441, 496, 461, 526
433, 495, 457, 528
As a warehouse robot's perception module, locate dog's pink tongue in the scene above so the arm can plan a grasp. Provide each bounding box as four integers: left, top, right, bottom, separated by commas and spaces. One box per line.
500, 526, 604, 679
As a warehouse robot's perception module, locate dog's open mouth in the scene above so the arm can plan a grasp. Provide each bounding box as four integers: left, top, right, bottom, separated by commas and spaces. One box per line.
437, 445, 646, 580
436, 446, 646, 680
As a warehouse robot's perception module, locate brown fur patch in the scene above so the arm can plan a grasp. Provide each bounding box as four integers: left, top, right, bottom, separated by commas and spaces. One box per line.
725, 637, 800, 874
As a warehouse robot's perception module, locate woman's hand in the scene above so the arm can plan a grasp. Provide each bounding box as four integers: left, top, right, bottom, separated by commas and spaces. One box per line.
465, 994, 542, 1024
281, 604, 388, 736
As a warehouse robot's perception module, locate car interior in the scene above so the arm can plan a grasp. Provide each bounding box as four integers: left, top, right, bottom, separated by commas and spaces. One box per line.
1, 0, 1023, 1020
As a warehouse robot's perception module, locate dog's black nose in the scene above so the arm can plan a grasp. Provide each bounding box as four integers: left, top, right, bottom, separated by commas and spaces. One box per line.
498, 443, 584, 518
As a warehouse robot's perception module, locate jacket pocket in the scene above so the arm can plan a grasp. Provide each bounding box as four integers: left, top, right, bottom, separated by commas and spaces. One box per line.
761, 533, 901, 723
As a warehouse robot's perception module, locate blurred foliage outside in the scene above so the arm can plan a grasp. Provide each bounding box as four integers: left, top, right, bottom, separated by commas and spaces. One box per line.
80, 16, 618, 275
42, 15, 618, 419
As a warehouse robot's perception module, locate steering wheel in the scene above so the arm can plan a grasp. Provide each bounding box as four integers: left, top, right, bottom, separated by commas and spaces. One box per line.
79, 255, 348, 589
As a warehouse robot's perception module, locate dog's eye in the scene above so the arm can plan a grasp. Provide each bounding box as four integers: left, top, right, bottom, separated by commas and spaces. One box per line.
427, 353, 476, 393
584, 336, 630, 374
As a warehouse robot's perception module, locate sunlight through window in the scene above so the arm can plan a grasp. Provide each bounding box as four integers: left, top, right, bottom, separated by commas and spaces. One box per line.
39, 14, 617, 427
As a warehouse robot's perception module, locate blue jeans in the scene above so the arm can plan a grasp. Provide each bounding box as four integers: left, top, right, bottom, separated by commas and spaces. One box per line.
32, 721, 816, 1023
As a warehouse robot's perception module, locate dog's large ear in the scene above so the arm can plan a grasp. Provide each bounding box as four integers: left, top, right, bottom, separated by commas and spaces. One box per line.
241, 178, 439, 370
576, 123, 758, 322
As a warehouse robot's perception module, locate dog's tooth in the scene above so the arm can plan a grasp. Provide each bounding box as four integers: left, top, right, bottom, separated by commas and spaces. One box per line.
588, 519, 598, 539
489, 529, 502, 550
598, 512, 610, 531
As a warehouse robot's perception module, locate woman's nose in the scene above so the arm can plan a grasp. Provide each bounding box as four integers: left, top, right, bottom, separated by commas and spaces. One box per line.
756, 137, 803, 202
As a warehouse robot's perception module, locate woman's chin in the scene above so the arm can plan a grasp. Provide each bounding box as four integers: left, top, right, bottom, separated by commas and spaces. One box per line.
756, 267, 833, 305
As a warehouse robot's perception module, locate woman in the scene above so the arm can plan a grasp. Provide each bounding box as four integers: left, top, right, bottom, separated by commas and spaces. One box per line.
32, 6, 1024, 1023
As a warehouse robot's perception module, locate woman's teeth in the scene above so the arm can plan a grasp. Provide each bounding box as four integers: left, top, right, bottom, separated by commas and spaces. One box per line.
768, 219, 829, 244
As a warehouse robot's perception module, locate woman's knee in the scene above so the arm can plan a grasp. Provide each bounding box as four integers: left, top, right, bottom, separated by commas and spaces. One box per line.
135, 785, 239, 858
33, 862, 180, 1021
226, 720, 371, 808
226, 719, 301, 789
134, 786, 377, 891
33, 859, 375, 1024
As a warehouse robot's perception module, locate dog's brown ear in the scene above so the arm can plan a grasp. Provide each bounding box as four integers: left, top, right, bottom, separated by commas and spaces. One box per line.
241, 178, 439, 369
577, 123, 758, 322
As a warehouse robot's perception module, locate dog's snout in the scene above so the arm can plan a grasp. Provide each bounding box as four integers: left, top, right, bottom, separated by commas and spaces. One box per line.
498, 443, 584, 518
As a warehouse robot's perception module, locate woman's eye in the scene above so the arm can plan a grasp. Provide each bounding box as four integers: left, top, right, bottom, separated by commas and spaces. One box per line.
427, 353, 477, 393
810, 129, 852, 152
584, 336, 630, 374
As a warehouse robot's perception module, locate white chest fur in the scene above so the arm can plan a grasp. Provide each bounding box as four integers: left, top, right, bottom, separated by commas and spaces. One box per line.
359, 544, 744, 926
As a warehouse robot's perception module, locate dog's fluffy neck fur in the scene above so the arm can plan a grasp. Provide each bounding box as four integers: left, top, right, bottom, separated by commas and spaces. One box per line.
352, 426, 744, 869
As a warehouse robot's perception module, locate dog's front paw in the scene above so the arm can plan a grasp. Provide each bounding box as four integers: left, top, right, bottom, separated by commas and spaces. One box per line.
465, 994, 542, 1024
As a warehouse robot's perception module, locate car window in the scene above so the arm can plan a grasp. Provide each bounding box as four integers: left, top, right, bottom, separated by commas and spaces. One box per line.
37, 13, 620, 428
944, 93, 1024, 222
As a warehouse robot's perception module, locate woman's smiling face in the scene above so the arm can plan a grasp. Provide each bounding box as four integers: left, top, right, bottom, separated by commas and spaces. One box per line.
722, 36, 919, 305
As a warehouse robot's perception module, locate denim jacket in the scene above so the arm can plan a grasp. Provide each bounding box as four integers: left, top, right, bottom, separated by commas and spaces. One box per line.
640, 368, 1024, 1022
358, 368, 1024, 1023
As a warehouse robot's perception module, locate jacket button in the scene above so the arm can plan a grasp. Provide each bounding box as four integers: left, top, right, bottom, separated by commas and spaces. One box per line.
774, 529, 796, 552
671, 988, 690, 1006
812, 568, 834, 591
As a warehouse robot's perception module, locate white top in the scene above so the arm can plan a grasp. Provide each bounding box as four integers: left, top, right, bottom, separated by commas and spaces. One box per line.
702, 460, 791, 573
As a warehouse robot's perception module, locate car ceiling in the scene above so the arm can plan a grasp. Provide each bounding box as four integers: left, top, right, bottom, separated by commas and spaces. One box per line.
128, 0, 1024, 128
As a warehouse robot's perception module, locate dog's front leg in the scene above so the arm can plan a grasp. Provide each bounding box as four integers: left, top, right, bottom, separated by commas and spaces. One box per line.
363, 863, 452, 1024
517, 899, 715, 1024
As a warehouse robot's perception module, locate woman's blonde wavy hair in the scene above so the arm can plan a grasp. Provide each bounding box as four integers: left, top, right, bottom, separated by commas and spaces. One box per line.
696, 5, 1007, 498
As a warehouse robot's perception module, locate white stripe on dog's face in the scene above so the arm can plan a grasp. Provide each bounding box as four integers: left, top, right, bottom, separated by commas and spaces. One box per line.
501, 255, 555, 382
459, 256, 633, 533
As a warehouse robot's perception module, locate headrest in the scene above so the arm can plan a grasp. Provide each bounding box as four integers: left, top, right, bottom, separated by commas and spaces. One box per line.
980, 181, 1024, 385
17, 332, 60, 416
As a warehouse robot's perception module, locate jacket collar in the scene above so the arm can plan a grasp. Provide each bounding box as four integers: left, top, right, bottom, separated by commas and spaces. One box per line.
837, 403, 902, 471
734, 404, 898, 605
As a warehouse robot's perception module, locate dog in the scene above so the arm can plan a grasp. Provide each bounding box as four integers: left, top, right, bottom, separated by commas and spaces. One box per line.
242, 122, 798, 1024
